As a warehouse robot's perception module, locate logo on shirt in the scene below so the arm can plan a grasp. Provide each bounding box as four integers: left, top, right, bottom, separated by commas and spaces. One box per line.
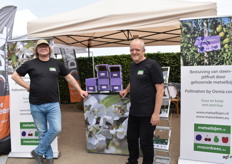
49, 67, 56, 71
137, 70, 144, 75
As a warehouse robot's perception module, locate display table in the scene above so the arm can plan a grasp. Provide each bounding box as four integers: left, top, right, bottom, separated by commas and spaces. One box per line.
83, 93, 130, 155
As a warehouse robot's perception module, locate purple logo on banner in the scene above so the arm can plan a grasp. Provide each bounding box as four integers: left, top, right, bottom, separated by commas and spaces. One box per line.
194, 35, 221, 53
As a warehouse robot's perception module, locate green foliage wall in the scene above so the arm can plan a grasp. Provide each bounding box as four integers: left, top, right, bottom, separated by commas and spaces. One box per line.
59, 52, 180, 104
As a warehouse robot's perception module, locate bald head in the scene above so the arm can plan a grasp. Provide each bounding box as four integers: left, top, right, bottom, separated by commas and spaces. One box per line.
130, 39, 145, 50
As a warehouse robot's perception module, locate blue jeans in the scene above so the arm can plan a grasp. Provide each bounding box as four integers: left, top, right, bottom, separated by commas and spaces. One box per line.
30, 102, 61, 159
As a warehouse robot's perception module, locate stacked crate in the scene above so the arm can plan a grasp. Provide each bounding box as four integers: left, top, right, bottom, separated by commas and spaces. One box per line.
108, 65, 123, 92
95, 64, 110, 91
85, 78, 98, 92
85, 64, 123, 92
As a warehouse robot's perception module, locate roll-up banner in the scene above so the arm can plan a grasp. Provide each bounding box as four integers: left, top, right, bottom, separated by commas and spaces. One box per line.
58, 46, 82, 103
179, 17, 232, 164
7, 39, 59, 158
0, 6, 17, 153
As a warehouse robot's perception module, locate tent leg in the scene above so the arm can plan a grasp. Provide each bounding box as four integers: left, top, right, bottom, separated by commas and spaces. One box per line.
91, 52, 95, 78
87, 46, 95, 77
88, 46, 90, 58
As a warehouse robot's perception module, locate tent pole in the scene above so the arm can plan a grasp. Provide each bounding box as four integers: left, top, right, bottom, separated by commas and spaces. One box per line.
91, 51, 95, 78
87, 40, 95, 77
87, 39, 91, 58
88, 46, 90, 58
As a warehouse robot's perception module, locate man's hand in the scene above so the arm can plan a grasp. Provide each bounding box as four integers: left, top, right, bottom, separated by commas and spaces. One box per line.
119, 89, 128, 98
150, 113, 160, 126
79, 90, 88, 98
26, 86, 30, 92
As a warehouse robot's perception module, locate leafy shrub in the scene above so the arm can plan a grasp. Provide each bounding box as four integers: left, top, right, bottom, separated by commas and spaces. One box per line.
59, 52, 180, 104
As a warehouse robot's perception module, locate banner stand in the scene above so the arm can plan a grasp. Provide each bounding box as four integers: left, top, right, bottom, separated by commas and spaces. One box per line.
0, 5, 17, 155
179, 16, 232, 164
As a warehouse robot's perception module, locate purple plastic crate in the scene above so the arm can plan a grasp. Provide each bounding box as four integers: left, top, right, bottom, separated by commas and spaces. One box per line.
98, 71, 108, 78
110, 78, 123, 92
95, 64, 109, 78
111, 85, 123, 92
87, 86, 98, 92
108, 65, 122, 78
85, 78, 98, 92
98, 78, 110, 91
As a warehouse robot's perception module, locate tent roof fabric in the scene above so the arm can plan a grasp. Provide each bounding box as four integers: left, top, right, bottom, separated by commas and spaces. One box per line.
27, 0, 217, 48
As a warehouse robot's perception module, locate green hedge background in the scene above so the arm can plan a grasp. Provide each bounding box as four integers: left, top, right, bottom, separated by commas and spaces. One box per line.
59, 52, 180, 104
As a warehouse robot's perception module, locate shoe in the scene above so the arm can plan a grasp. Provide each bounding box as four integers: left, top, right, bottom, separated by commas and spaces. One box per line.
125, 162, 138, 164
31, 150, 44, 164
45, 159, 54, 164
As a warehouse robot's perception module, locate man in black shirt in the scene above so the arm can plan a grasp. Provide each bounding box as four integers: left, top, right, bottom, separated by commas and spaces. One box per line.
12, 40, 88, 164
120, 39, 164, 164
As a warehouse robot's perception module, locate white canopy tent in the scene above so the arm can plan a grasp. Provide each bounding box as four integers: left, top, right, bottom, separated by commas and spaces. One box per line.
27, 0, 217, 53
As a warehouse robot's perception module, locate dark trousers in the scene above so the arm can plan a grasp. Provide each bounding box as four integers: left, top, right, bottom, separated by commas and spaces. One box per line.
127, 115, 156, 164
